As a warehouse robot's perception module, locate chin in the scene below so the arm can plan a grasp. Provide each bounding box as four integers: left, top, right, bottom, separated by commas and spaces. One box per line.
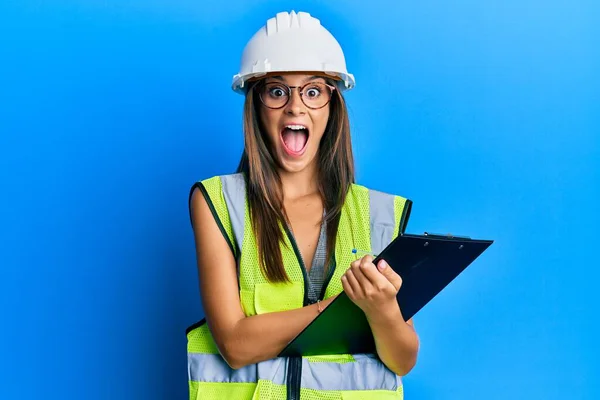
277, 152, 316, 174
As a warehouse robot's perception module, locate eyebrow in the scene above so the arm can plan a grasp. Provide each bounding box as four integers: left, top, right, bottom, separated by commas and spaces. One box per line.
267, 75, 325, 84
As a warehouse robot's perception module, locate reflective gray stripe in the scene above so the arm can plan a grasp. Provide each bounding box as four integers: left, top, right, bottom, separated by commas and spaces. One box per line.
188, 353, 257, 383
188, 353, 285, 384
220, 174, 246, 255
368, 189, 396, 254
257, 357, 287, 385
189, 353, 401, 391
302, 354, 401, 391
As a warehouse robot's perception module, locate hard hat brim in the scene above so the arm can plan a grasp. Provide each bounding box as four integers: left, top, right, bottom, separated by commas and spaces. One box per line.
232, 70, 355, 94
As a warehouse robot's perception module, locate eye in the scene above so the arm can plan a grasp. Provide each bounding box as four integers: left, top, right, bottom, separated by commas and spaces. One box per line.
267, 85, 287, 98
304, 85, 322, 98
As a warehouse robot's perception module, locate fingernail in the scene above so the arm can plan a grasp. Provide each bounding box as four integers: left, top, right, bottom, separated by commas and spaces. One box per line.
379, 260, 388, 270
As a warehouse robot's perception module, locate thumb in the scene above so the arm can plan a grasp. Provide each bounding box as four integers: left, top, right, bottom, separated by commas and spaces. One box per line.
377, 259, 403, 291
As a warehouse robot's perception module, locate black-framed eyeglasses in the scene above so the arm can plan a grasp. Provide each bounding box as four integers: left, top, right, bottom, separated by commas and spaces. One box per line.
256, 81, 337, 110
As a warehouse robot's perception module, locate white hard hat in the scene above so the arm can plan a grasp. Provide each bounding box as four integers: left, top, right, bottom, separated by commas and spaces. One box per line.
232, 11, 355, 94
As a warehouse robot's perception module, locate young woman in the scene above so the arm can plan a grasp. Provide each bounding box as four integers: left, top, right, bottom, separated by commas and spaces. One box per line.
186, 11, 420, 400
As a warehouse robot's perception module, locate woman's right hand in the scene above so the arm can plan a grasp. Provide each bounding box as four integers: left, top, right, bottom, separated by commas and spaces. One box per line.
341, 255, 403, 321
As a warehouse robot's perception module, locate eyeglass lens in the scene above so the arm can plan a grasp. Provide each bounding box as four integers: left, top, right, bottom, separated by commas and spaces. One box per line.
259, 82, 333, 109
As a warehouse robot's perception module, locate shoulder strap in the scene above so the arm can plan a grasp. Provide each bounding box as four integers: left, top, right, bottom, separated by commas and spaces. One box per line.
220, 174, 246, 257
365, 187, 413, 254
188, 174, 246, 258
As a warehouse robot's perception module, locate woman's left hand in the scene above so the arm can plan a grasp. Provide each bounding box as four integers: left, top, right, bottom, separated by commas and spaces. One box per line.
341, 255, 403, 320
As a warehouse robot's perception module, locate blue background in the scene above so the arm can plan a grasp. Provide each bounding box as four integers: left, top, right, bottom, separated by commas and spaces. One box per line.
1, 1, 598, 399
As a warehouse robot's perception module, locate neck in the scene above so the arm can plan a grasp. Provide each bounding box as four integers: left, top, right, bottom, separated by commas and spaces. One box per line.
279, 161, 319, 201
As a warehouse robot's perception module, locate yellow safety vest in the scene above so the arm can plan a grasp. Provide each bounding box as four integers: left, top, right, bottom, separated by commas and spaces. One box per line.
187, 173, 412, 400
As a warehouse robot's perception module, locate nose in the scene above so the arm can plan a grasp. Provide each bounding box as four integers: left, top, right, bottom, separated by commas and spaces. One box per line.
284, 87, 306, 116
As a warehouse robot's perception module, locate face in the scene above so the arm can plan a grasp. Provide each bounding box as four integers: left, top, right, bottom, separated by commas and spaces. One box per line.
257, 74, 333, 175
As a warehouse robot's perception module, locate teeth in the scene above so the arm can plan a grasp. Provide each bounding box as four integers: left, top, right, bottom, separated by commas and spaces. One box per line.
285, 125, 307, 130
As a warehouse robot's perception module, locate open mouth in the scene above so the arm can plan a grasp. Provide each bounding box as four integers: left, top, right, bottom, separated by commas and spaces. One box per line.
280, 124, 309, 156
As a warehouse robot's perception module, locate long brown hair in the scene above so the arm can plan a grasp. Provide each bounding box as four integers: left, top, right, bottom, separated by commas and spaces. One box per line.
236, 78, 355, 283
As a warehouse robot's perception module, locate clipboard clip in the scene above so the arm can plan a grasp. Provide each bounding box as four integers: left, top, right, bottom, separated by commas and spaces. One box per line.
423, 232, 471, 240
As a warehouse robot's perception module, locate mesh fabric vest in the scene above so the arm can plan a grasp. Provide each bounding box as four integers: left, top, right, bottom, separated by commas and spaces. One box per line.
187, 174, 412, 400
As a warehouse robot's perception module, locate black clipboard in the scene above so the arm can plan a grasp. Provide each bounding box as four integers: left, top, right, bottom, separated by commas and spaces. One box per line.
279, 232, 493, 357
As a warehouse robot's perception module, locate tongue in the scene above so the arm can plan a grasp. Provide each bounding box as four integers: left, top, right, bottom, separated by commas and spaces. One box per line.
282, 128, 308, 152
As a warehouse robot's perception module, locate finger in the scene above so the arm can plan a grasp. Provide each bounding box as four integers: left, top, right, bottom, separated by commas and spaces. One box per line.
341, 274, 354, 298
351, 258, 377, 293
358, 254, 375, 269
359, 256, 388, 286
344, 269, 364, 297
377, 259, 403, 291
350, 258, 361, 270
351, 255, 375, 275
349, 259, 363, 284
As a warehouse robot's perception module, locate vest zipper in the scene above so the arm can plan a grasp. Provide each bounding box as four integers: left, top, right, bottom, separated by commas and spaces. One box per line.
282, 225, 308, 400
286, 356, 302, 400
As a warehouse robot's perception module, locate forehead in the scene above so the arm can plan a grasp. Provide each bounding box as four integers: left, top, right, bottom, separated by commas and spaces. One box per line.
264, 73, 328, 85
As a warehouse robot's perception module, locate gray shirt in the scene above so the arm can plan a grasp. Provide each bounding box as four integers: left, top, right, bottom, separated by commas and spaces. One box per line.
306, 219, 327, 304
